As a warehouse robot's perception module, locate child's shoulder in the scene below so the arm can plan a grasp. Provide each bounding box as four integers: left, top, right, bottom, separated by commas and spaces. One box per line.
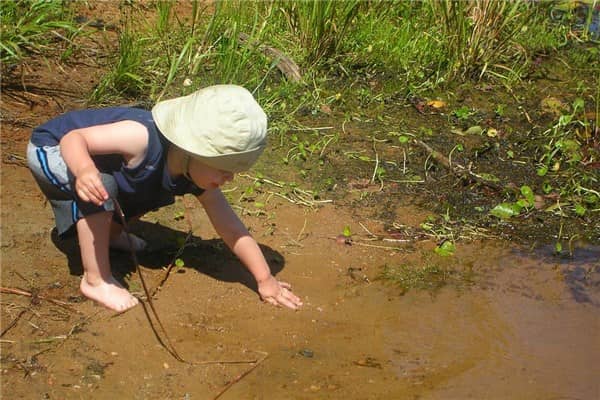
71, 106, 152, 124
32, 107, 155, 146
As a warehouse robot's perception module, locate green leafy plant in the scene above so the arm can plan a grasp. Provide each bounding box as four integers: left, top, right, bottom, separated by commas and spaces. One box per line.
434, 240, 456, 257
533, 97, 599, 216
490, 185, 536, 219
452, 106, 474, 121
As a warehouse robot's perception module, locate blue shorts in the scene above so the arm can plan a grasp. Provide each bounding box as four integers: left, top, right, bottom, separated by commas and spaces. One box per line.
26, 142, 118, 236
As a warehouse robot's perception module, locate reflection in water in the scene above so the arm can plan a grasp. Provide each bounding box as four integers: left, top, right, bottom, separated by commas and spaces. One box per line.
512, 243, 600, 305
375, 242, 600, 398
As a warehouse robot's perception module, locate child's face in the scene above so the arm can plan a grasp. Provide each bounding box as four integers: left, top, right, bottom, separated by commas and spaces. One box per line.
187, 159, 234, 190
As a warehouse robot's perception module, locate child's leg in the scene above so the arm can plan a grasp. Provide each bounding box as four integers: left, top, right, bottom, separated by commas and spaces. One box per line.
77, 211, 139, 311
109, 221, 147, 252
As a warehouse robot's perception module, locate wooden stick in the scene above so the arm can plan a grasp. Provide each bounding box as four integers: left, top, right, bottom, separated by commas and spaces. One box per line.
0, 308, 28, 337
238, 33, 302, 82
212, 351, 269, 400
0, 286, 80, 312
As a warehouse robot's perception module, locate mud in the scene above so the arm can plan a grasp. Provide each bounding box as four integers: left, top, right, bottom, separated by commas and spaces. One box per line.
1, 8, 600, 399
2, 151, 599, 399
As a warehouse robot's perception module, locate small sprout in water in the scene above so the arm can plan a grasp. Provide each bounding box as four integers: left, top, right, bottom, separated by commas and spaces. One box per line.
554, 242, 563, 255
336, 226, 353, 245
343, 226, 352, 238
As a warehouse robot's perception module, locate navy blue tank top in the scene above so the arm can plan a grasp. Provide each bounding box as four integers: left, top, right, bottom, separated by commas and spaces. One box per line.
31, 107, 204, 217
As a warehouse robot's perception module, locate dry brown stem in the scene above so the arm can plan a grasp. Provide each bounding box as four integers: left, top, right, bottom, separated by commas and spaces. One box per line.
238, 33, 302, 82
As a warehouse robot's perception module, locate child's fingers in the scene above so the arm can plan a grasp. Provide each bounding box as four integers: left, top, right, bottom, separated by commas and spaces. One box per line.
276, 287, 302, 309
76, 173, 108, 205
278, 281, 292, 290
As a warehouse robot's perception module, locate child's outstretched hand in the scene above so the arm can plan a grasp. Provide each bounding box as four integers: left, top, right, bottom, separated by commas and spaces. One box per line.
258, 275, 303, 310
75, 165, 109, 206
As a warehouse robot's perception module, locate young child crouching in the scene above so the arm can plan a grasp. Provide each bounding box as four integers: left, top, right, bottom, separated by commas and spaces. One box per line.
27, 85, 302, 312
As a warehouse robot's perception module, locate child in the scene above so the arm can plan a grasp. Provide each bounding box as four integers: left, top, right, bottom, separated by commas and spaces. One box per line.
27, 84, 303, 312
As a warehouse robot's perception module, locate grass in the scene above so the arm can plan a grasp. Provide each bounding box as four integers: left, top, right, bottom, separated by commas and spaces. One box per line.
0, 0, 80, 65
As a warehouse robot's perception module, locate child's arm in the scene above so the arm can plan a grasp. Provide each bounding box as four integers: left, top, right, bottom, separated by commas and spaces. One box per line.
198, 189, 302, 310
59, 120, 149, 205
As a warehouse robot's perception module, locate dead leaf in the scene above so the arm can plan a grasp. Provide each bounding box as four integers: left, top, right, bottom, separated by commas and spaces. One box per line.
427, 100, 446, 109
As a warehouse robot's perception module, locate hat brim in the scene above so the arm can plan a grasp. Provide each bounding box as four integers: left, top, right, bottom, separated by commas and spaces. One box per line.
188, 146, 265, 173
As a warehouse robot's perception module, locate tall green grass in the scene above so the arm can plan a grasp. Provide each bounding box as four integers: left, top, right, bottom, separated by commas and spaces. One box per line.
428, 0, 534, 81
275, 0, 363, 64
91, 0, 278, 103
0, 0, 79, 65
86, 0, 584, 108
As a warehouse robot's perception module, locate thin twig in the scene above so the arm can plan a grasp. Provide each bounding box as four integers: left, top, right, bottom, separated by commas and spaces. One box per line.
150, 231, 192, 298
0, 287, 80, 313
297, 218, 308, 242
358, 222, 377, 238
212, 351, 269, 400
352, 240, 405, 251
0, 309, 28, 337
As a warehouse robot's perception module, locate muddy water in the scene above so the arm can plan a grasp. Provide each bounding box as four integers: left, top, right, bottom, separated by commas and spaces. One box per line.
2, 162, 598, 400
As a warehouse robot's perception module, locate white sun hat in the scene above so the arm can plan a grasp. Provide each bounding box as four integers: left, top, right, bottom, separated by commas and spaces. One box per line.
152, 84, 267, 172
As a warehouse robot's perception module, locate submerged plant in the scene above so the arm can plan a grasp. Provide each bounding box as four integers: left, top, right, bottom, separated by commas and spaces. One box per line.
380, 262, 474, 294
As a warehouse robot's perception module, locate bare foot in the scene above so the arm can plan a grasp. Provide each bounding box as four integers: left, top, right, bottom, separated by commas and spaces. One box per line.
109, 231, 147, 252
80, 275, 139, 312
